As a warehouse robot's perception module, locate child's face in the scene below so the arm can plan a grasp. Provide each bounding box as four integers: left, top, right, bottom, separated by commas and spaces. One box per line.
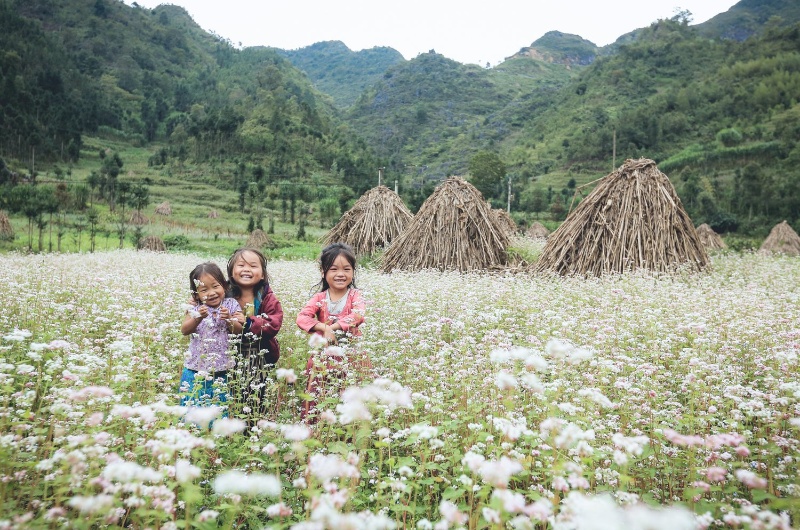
231, 251, 264, 289
325, 254, 354, 293
195, 273, 225, 308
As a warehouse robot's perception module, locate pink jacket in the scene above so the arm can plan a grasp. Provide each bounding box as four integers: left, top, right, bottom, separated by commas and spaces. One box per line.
296, 289, 365, 337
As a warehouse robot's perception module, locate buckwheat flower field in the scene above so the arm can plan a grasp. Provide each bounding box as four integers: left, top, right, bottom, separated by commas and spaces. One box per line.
0, 248, 798, 529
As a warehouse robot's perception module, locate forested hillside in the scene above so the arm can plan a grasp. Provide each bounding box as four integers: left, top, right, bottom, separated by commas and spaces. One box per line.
1, 0, 799, 254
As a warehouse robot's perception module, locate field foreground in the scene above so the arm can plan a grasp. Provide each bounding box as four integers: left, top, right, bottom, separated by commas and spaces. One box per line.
0, 250, 798, 529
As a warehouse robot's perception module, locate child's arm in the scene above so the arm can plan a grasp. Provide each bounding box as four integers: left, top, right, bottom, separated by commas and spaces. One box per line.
181, 304, 208, 335
248, 287, 284, 336
331, 290, 366, 333
296, 293, 338, 341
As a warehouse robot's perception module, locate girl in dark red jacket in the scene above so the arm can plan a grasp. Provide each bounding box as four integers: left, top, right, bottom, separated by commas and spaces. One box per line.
228, 248, 283, 419
296, 243, 368, 420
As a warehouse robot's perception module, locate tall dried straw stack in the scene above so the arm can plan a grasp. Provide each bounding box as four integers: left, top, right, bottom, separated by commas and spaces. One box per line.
493, 208, 517, 238
324, 185, 413, 256
0, 210, 14, 241
138, 235, 166, 252
696, 223, 726, 251
759, 220, 800, 256
155, 201, 172, 216
129, 210, 150, 225
246, 229, 275, 250
527, 221, 550, 240
535, 158, 709, 276
380, 177, 510, 272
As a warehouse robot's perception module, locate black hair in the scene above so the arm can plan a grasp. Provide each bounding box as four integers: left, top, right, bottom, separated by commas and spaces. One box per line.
189, 262, 228, 303
313, 242, 357, 293
227, 247, 270, 299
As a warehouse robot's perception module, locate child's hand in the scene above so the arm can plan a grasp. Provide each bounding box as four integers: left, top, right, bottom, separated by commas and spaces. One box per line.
232, 310, 245, 325
323, 325, 337, 344
219, 307, 231, 320
196, 305, 209, 320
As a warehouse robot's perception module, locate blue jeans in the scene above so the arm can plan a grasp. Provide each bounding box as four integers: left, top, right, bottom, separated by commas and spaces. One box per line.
178, 368, 229, 408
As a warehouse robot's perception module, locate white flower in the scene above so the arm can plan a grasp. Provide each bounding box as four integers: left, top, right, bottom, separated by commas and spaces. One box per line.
308, 333, 327, 348
281, 424, 311, 441
185, 406, 223, 429
67, 494, 114, 514
212, 470, 281, 496
175, 459, 201, 483
308, 453, 360, 483
478, 456, 523, 488
3, 329, 32, 342
102, 461, 163, 483
495, 371, 518, 390
212, 418, 247, 436
276, 368, 298, 383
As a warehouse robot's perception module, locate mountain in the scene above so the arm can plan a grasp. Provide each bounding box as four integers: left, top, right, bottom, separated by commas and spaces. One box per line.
509, 31, 601, 66
276, 41, 406, 109
696, 0, 800, 40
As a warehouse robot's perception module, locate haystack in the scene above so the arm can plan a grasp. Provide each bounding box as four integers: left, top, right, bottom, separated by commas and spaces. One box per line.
0, 210, 13, 241
493, 209, 517, 238
759, 220, 800, 256
155, 201, 172, 216
324, 185, 413, 255
208, 210, 219, 219
535, 158, 709, 276
246, 229, 274, 249
138, 235, 166, 252
129, 210, 150, 225
696, 223, 726, 251
381, 177, 510, 272
527, 221, 550, 240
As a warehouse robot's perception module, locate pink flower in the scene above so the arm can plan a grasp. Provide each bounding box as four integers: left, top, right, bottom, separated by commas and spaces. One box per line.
735, 469, 768, 489
705, 466, 728, 483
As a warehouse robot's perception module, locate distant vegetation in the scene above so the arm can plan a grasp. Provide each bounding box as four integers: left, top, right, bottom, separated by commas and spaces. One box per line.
1, 0, 799, 254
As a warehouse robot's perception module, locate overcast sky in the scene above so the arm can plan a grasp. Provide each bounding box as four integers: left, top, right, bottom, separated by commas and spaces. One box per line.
125, 0, 740, 66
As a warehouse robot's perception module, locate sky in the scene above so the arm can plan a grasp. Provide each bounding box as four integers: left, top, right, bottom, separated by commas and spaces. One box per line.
125, 0, 741, 66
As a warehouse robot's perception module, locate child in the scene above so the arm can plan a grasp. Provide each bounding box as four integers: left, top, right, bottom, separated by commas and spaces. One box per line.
179, 262, 243, 408
296, 242, 368, 420
227, 247, 284, 418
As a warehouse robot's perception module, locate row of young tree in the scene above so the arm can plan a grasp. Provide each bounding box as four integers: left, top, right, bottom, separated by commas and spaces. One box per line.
0, 152, 151, 252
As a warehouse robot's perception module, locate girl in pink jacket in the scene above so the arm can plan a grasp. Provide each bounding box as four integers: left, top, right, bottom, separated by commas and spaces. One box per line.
296, 243, 368, 420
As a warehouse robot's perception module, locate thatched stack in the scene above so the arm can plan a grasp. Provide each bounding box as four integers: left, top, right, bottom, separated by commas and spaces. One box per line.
493, 209, 517, 238
138, 235, 166, 252
129, 210, 149, 225
696, 223, 726, 251
527, 221, 550, 240
0, 210, 14, 241
535, 158, 709, 276
155, 201, 172, 216
759, 221, 800, 256
246, 229, 274, 249
381, 177, 510, 272
208, 210, 219, 219
324, 185, 413, 255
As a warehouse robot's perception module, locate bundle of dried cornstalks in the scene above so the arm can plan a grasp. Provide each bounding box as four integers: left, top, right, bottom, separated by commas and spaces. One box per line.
380, 177, 510, 272
0, 210, 14, 241
493, 209, 517, 238
138, 235, 166, 252
129, 210, 150, 225
759, 220, 800, 256
696, 223, 726, 251
526, 221, 550, 240
154, 201, 172, 216
246, 229, 274, 250
324, 185, 413, 255
535, 158, 709, 276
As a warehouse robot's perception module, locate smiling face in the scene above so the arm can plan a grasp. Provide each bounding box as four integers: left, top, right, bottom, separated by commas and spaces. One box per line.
324, 254, 354, 296
231, 250, 265, 289
194, 273, 226, 308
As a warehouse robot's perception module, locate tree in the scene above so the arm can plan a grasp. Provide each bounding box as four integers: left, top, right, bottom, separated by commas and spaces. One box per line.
468, 151, 506, 200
